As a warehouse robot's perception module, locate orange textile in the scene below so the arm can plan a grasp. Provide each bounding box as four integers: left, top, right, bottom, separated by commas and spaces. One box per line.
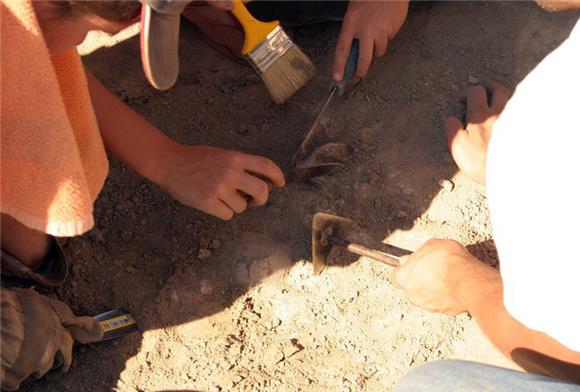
1, 0, 109, 236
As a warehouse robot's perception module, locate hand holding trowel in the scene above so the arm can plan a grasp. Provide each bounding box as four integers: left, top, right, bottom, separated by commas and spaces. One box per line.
257, 41, 360, 187
312, 212, 412, 275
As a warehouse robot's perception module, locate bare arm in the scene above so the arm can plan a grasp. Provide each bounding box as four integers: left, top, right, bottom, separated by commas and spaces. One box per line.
392, 239, 580, 382
85, 71, 284, 220
85, 70, 175, 185
458, 258, 580, 381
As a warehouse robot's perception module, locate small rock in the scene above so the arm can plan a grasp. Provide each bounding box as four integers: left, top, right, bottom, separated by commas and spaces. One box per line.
439, 179, 455, 192
91, 229, 105, 243
200, 279, 213, 295
269, 318, 282, 329
359, 126, 376, 142
120, 228, 133, 242
122, 200, 134, 210
301, 334, 315, 346
355, 183, 373, 203
397, 210, 408, 219
451, 83, 459, 92
264, 346, 284, 365
72, 263, 82, 276
169, 290, 179, 303
198, 249, 212, 260
369, 171, 381, 184
468, 75, 480, 85
237, 125, 250, 135
199, 237, 210, 249
210, 239, 221, 250
126, 266, 136, 273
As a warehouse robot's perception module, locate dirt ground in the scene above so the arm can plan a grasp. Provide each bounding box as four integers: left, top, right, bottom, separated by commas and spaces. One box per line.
17, 2, 578, 391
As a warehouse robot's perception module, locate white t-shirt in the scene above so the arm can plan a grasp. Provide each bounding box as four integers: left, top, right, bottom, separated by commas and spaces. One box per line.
487, 19, 580, 352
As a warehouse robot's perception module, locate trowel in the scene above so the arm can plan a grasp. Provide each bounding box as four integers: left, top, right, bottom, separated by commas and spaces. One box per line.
292, 39, 360, 165
285, 163, 345, 183
312, 212, 412, 275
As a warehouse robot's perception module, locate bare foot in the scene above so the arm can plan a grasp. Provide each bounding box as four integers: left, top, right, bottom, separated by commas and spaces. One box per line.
444, 83, 510, 185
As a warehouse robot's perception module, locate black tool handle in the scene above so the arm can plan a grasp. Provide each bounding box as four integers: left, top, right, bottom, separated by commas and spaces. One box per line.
332, 38, 360, 96
328, 235, 410, 267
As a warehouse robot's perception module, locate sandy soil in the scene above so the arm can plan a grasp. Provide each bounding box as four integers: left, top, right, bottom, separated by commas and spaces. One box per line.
18, 2, 578, 391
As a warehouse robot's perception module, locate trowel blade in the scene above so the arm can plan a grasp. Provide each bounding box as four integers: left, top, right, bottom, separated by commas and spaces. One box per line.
312, 212, 355, 275
286, 163, 345, 183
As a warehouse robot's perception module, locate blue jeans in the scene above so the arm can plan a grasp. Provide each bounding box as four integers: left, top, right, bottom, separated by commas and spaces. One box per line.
395, 360, 580, 392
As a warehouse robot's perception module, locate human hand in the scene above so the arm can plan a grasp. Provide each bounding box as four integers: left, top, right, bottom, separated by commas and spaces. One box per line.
204, 1, 233, 11
1, 288, 103, 391
391, 239, 496, 315
536, 0, 580, 12
203, 0, 250, 11
157, 144, 284, 220
333, 0, 409, 81
444, 83, 510, 185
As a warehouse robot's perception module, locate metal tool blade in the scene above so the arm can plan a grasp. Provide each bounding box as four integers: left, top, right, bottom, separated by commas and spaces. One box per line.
291, 87, 338, 165
311, 212, 412, 275
286, 162, 345, 183
94, 309, 139, 340
312, 212, 355, 275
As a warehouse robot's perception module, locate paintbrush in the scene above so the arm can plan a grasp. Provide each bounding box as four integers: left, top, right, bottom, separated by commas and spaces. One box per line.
230, 1, 315, 104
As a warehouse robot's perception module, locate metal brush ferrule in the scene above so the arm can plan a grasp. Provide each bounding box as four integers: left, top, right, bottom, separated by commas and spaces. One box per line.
247, 26, 294, 74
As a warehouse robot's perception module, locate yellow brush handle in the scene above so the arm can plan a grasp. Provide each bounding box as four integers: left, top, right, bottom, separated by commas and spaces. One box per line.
230, 1, 280, 55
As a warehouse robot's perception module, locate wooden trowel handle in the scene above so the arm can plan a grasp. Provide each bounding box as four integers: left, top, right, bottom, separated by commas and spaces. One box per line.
327, 235, 409, 267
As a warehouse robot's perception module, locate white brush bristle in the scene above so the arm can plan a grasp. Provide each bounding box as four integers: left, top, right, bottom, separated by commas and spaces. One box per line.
260, 46, 316, 104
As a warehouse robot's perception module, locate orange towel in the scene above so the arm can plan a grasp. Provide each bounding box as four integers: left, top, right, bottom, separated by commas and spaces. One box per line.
1, 0, 109, 237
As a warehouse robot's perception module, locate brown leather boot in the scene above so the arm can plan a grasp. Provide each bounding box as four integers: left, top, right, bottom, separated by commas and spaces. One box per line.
1, 239, 68, 286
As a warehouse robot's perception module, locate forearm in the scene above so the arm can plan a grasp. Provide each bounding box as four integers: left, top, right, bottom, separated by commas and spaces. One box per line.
85, 70, 176, 185
536, 0, 580, 12
460, 260, 580, 381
